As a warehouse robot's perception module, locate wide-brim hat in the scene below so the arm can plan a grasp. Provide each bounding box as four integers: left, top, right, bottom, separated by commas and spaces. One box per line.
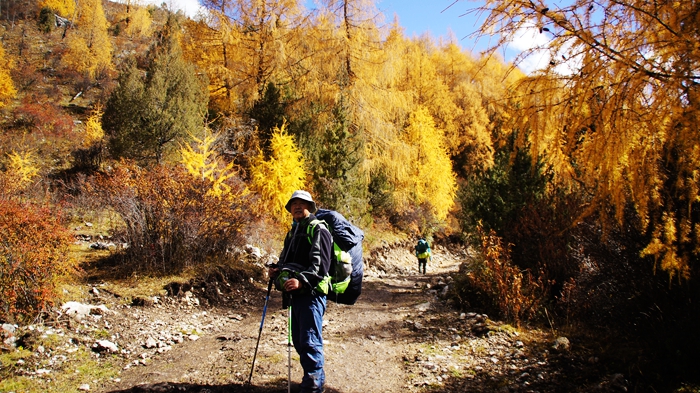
285, 190, 317, 213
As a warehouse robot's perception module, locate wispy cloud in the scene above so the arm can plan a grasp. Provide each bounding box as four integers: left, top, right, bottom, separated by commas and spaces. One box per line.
120, 0, 206, 18
507, 22, 552, 74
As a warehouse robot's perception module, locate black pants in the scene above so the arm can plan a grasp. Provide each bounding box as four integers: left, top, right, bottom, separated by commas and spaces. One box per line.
418, 258, 427, 274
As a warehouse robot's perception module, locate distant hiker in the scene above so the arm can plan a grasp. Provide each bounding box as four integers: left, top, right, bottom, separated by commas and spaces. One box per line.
415, 237, 431, 274
269, 190, 332, 393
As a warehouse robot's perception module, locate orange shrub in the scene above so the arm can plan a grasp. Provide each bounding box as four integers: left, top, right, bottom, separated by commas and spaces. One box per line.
13, 94, 74, 137
454, 223, 547, 326
0, 199, 75, 324
89, 160, 256, 272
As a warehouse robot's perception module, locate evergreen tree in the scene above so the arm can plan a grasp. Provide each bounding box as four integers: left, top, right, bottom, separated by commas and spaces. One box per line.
308, 97, 365, 214
248, 81, 286, 157
103, 14, 208, 164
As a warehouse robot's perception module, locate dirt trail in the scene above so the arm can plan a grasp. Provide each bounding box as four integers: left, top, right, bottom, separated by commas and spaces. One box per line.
100, 246, 464, 393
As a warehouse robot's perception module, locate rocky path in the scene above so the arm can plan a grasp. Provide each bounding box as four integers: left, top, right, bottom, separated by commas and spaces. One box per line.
99, 245, 467, 393
4, 243, 613, 393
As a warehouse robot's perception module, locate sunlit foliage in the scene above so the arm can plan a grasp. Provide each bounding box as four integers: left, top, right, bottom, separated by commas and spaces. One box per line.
0, 199, 75, 324
40, 0, 75, 17
249, 123, 306, 223
83, 107, 104, 148
180, 128, 241, 198
124, 5, 153, 38
188, 0, 303, 112
0, 43, 16, 108
453, 222, 546, 325
399, 107, 457, 221
62, 0, 112, 78
469, 0, 700, 279
1, 151, 40, 196
90, 160, 251, 271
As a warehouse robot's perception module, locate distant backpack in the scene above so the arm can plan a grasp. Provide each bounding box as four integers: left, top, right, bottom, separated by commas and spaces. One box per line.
415, 239, 431, 259
307, 209, 364, 305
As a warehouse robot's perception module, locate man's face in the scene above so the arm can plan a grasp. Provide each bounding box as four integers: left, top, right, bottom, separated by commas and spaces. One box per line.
289, 199, 312, 221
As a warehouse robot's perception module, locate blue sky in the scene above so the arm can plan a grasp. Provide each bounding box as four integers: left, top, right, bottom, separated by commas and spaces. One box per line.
377, 1, 491, 55
157, 0, 489, 52
147, 0, 551, 72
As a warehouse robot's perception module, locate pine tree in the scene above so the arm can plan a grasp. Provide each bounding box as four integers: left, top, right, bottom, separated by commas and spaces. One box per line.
308, 97, 365, 213
103, 14, 208, 164
248, 81, 286, 157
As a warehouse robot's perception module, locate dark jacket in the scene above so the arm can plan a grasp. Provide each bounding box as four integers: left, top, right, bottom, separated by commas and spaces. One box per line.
279, 214, 333, 292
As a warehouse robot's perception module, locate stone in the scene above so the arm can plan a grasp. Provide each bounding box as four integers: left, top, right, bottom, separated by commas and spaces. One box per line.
552, 336, 571, 352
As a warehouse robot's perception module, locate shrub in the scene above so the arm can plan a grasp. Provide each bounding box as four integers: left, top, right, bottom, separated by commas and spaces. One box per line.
0, 199, 75, 324
2, 150, 40, 195
38, 7, 55, 33
89, 160, 255, 272
457, 148, 549, 244
458, 146, 579, 300
453, 223, 547, 325
12, 95, 74, 137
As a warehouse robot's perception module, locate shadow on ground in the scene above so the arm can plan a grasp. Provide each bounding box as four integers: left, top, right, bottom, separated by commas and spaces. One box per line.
106, 379, 344, 393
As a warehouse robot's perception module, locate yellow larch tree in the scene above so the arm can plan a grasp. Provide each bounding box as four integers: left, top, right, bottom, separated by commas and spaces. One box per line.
195, 0, 302, 111
353, 23, 413, 203
40, 0, 75, 16
124, 5, 153, 38
1, 151, 40, 196
471, 0, 700, 279
62, 0, 113, 79
399, 106, 457, 221
83, 107, 104, 148
180, 129, 241, 198
0, 42, 16, 109
249, 123, 306, 223
183, 2, 242, 113
432, 41, 494, 174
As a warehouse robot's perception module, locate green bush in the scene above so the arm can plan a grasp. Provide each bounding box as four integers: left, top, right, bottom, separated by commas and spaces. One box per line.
38, 7, 55, 33
457, 148, 549, 243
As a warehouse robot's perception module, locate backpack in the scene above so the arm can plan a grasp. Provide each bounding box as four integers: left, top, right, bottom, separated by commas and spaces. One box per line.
308, 209, 364, 305
416, 239, 430, 259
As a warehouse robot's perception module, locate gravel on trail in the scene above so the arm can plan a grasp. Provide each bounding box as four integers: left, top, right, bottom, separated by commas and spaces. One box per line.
4, 242, 622, 393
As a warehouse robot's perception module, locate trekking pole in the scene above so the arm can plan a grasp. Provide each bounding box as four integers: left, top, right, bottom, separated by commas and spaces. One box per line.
287, 293, 293, 393
247, 277, 274, 385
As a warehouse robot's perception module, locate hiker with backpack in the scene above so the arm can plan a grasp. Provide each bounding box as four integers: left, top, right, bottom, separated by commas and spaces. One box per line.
415, 237, 431, 274
268, 190, 332, 393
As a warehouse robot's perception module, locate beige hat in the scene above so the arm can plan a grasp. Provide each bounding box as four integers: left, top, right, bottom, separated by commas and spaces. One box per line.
285, 190, 317, 213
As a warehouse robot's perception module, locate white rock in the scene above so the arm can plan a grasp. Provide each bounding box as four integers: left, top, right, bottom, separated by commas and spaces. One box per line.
94, 340, 119, 353
144, 337, 157, 349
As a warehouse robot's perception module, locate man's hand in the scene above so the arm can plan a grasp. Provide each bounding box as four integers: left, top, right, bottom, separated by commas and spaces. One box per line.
283, 278, 301, 292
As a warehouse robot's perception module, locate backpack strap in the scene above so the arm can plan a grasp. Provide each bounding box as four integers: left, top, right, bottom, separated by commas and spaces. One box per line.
306, 219, 329, 243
